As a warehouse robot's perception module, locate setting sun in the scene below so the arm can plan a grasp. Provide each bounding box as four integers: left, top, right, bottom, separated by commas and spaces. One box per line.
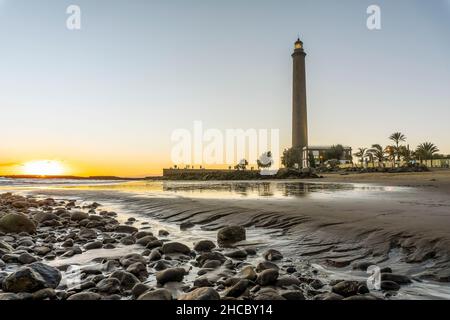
22, 160, 65, 176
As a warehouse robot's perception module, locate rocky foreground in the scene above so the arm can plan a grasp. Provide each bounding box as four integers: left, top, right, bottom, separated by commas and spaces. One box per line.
0, 192, 412, 300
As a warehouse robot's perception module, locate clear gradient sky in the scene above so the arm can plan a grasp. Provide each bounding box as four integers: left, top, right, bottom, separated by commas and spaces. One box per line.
0, 0, 449, 176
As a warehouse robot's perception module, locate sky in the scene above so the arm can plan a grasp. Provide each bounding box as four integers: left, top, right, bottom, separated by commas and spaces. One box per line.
0, 0, 449, 177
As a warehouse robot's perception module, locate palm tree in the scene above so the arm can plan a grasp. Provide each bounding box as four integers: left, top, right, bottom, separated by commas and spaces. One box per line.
389, 132, 407, 162
416, 143, 440, 167
367, 144, 386, 167
354, 148, 367, 168
398, 145, 413, 165
385, 145, 396, 168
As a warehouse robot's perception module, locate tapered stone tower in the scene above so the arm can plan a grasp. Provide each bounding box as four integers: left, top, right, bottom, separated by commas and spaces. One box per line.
292, 38, 308, 164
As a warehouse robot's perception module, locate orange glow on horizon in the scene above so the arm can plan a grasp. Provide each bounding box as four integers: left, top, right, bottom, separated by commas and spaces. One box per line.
21, 160, 66, 176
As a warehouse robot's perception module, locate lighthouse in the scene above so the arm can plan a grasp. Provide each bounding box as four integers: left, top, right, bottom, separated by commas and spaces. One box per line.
291, 38, 308, 166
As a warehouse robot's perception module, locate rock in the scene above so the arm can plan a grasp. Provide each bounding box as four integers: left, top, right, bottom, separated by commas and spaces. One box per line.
194, 276, 214, 287
158, 230, 169, 237
314, 292, 345, 300
223, 279, 249, 298
343, 294, 378, 300
281, 290, 305, 300
240, 265, 257, 281
96, 278, 121, 294
254, 288, 286, 300
29, 262, 62, 289
156, 267, 186, 285
332, 280, 362, 298
196, 251, 226, 265
67, 292, 102, 300
2, 267, 46, 293
146, 240, 163, 249
0, 214, 36, 234
263, 249, 283, 261
120, 235, 136, 245
18, 252, 37, 264
78, 228, 97, 239
257, 269, 279, 286
179, 287, 220, 300
32, 288, 56, 300
114, 225, 138, 234
138, 288, 172, 300
149, 249, 162, 261
135, 231, 153, 239
131, 283, 151, 299
70, 211, 89, 221
153, 260, 170, 271
61, 239, 74, 248
381, 280, 400, 291
84, 241, 103, 250
34, 246, 52, 256
110, 270, 140, 291
161, 242, 191, 255
34, 212, 59, 223
179, 222, 195, 230
202, 260, 222, 269
119, 253, 146, 268
0, 293, 21, 300
0, 240, 14, 252
381, 273, 412, 285
136, 235, 157, 246
193, 240, 216, 252
224, 249, 248, 259
309, 279, 324, 290
256, 261, 279, 272
126, 262, 148, 280
275, 275, 300, 287
351, 261, 374, 271
217, 226, 246, 246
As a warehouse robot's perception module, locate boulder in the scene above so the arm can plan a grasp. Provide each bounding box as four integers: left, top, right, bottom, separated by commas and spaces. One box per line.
381, 273, 412, 285
156, 267, 186, 285
96, 278, 121, 294
67, 292, 102, 300
161, 242, 191, 255
2, 267, 46, 293
256, 269, 279, 286
0, 214, 36, 234
109, 270, 140, 291
239, 266, 257, 281
193, 240, 216, 252
380, 280, 400, 291
263, 249, 283, 261
84, 241, 103, 250
28, 262, 62, 289
70, 211, 89, 221
179, 287, 220, 300
114, 225, 138, 234
138, 288, 172, 300
217, 226, 246, 246
331, 280, 362, 298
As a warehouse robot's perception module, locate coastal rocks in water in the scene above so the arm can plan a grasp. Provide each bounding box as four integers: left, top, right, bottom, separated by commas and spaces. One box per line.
126, 262, 149, 280
0, 240, 14, 252
149, 249, 162, 261
158, 230, 169, 237
256, 261, 279, 272
224, 249, 248, 259
314, 292, 345, 300
119, 253, 146, 268
217, 226, 246, 246
84, 241, 103, 250
110, 270, 140, 291
193, 240, 216, 252
0, 213, 36, 234
120, 235, 136, 246
254, 288, 286, 300
380, 280, 400, 291
2, 267, 46, 293
96, 278, 121, 294
136, 235, 157, 246
131, 283, 151, 299
114, 225, 138, 234
28, 262, 62, 289
156, 267, 186, 285
263, 249, 283, 261
179, 287, 220, 300
138, 288, 172, 300
223, 279, 250, 298
32, 288, 56, 300
67, 292, 102, 300
18, 252, 37, 264
381, 273, 412, 285
331, 280, 367, 298
281, 290, 305, 300
70, 211, 89, 221
179, 222, 195, 230
161, 242, 191, 255
239, 265, 257, 281
256, 269, 279, 286
275, 275, 301, 287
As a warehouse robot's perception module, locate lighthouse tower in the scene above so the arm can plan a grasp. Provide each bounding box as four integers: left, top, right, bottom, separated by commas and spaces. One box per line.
291, 38, 308, 166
